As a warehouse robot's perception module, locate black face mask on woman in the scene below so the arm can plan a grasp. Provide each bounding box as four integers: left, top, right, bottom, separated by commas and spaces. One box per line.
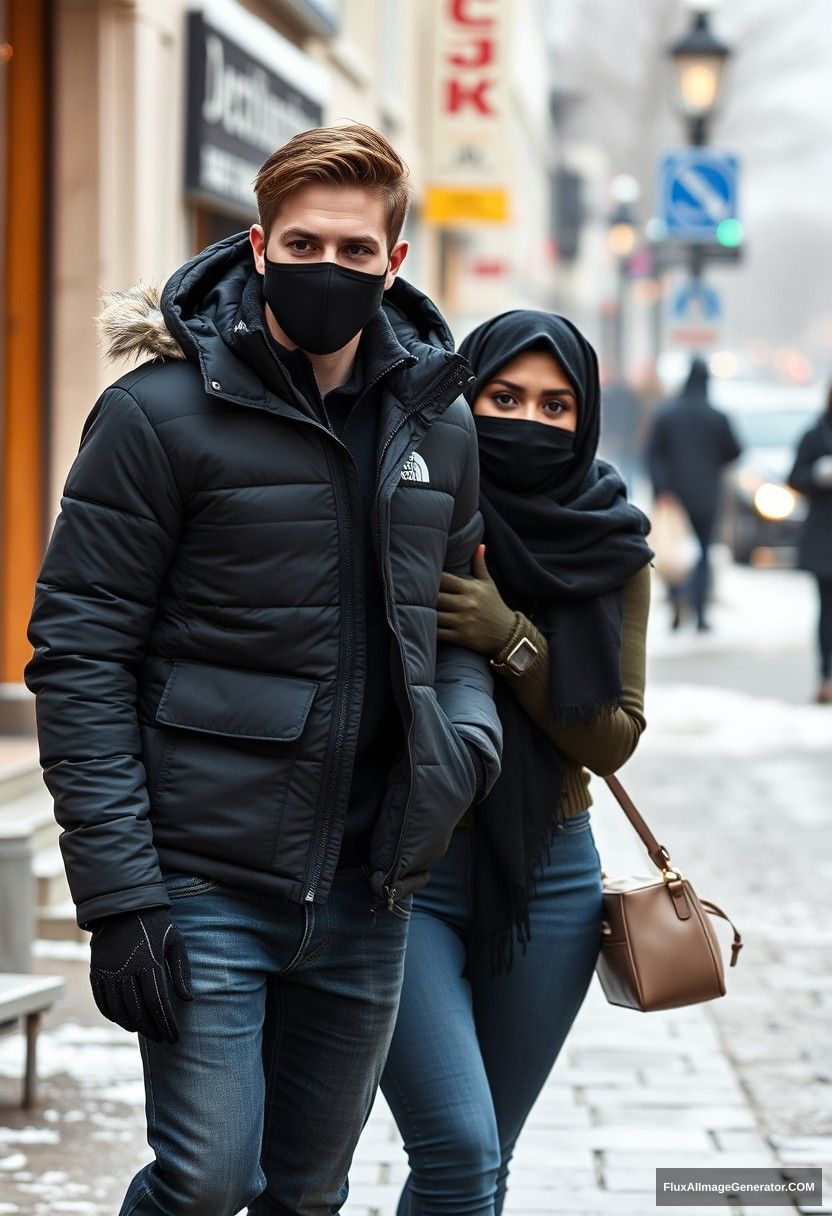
474, 416, 576, 494
262, 257, 387, 355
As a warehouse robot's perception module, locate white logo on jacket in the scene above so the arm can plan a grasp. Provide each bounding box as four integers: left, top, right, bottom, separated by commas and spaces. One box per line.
400, 452, 430, 483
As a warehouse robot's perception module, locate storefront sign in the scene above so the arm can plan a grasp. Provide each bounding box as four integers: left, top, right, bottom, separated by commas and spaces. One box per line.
185, 0, 327, 218
424, 0, 511, 225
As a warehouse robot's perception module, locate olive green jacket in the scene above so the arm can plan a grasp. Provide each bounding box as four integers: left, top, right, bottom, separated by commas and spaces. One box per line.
459, 563, 650, 823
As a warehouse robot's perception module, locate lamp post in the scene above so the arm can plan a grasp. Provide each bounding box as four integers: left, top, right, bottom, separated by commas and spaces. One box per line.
667, 6, 732, 284
607, 176, 639, 380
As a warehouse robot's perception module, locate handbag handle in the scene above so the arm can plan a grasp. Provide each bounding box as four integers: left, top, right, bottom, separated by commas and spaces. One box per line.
603, 774, 679, 877
603, 775, 743, 967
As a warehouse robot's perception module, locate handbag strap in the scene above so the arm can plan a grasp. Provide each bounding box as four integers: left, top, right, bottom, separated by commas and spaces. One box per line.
603, 773, 680, 876
603, 775, 744, 967
699, 899, 744, 966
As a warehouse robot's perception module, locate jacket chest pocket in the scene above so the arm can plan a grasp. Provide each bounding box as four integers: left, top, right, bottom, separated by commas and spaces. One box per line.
149, 659, 318, 870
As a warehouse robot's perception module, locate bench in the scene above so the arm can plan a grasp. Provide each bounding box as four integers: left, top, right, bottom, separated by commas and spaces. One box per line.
0, 973, 65, 1107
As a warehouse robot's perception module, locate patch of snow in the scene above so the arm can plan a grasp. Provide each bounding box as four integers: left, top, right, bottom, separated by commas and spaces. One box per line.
0, 1023, 140, 1090
647, 563, 816, 658
643, 684, 832, 757
0, 1129, 58, 1146
0, 1154, 26, 1172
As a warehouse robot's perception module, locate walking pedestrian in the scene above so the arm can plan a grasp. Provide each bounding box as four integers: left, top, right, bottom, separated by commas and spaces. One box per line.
645, 357, 742, 631
23, 123, 502, 1216
788, 385, 832, 703
378, 311, 653, 1215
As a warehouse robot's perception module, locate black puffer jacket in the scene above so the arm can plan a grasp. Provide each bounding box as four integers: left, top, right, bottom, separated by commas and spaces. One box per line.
24, 234, 503, 926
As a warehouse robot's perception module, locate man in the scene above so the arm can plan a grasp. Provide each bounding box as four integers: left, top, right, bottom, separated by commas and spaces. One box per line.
24, 123, 502, 1216
645, 356, 742, 631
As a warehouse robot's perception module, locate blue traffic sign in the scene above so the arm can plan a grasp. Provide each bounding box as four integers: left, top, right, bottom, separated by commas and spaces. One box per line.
659, 150, 739, 241
669, 280, 721, 323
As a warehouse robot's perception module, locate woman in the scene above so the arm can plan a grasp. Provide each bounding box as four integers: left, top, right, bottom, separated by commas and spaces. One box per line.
379, 312, 653, 1215
788, 386, 832, 703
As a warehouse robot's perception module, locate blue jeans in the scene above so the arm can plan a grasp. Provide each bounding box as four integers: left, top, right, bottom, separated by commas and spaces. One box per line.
380, 813, 603, 1215
119, 867, 411, 1216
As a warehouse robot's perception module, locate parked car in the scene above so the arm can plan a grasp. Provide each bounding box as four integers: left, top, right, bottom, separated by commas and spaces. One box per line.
710, 379, 820, 565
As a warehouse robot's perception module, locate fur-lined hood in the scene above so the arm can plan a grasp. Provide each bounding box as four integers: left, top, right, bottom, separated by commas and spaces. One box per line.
94, 234, 459, 405
96, 283, 187, 364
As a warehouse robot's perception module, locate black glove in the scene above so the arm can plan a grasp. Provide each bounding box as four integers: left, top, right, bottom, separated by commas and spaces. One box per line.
89, 907, 192, 1044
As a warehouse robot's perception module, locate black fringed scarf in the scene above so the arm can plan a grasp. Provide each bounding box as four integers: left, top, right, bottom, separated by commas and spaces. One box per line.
457, 311, 653, 974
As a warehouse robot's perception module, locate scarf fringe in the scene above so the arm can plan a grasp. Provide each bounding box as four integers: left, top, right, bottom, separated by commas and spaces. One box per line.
547, 693, 622, 728
487, 814, 560, 977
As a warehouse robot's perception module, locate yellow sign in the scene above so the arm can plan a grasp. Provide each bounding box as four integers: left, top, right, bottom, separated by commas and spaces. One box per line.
423, 186, 510, 225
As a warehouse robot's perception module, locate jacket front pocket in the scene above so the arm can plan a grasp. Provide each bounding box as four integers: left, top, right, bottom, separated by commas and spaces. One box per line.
150, 660, 318, 870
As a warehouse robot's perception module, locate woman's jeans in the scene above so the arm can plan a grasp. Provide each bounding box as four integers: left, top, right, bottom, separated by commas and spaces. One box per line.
380, 812, 603, 1216
118, 866, 410, 1216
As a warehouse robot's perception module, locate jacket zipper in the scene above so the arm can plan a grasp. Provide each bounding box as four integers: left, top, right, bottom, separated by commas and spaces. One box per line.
372, 358, 475, 909
302, 355, 411, 904
216, 340, 470, 908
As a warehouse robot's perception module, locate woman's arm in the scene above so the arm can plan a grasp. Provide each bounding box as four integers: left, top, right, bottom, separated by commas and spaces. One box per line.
492, 564, 651, 775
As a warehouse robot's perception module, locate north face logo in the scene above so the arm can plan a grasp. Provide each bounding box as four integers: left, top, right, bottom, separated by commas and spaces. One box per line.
400, 452, 430, 483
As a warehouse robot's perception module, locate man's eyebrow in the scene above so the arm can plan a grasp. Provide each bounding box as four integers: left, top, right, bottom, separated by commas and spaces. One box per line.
278, 226, 380, 247
489, 377, 576, 398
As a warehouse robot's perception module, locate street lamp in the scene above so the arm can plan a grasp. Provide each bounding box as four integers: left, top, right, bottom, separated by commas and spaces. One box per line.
607, 177, 640, 378
667, 8, 732, 146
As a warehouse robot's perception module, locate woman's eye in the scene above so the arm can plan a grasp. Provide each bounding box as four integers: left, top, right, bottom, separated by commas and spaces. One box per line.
493, 392, 517, 407
543, 400, 568, 415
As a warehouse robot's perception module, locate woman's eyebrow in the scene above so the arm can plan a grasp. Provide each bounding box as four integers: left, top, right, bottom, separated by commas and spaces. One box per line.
488, 377, 576, 398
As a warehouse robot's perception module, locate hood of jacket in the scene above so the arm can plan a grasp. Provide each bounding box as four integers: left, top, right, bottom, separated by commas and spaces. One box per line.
96, 231, 464, 409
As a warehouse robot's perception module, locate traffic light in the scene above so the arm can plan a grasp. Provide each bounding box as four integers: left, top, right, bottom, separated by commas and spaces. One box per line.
716, 218, 744, 247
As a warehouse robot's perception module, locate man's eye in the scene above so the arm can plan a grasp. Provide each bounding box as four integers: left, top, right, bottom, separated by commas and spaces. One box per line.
290, 241, 312, 252
345, 245, 372, 256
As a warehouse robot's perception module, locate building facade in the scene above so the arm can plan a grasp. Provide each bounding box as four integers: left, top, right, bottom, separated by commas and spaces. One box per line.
1, 0, 555, 720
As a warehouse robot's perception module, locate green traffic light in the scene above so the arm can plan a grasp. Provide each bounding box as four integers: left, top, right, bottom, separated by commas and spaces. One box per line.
716, 218, 744, 247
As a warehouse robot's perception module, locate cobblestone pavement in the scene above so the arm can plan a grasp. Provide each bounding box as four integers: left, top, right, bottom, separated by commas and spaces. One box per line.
1, 567, 830, 1215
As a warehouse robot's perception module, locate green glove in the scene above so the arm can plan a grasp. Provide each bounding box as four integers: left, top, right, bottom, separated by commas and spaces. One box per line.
436, 544, 518, 657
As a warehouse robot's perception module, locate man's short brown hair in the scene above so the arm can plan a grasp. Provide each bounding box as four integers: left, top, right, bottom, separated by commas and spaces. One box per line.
254, 123, 411, 252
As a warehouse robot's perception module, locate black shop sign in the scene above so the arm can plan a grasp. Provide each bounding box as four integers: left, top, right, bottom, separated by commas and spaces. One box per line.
185, 10, 323, 218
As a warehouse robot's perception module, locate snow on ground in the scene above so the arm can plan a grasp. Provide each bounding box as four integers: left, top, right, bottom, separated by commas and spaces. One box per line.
0, 1023, 141, 1100
647, 555, 817, 658
643, 682, 832, 757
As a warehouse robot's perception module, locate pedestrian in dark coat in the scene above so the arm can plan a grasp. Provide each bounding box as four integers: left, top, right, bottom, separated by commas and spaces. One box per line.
23, 123, 502, 1216
645, 357, 742, 630
788, 386, 832, 702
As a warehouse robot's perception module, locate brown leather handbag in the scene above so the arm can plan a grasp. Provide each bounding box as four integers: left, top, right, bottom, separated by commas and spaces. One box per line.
595, 775, 743, 1012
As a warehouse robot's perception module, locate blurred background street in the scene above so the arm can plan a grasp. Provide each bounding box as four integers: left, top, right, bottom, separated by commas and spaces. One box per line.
1, 0, 832, 1212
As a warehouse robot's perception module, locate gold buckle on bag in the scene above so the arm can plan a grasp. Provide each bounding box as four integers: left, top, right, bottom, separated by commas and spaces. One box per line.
658, 845, 683, 882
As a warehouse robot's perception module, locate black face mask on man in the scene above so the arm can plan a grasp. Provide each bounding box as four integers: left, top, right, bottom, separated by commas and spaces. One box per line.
262, 257, 388, 355
474, 416, 576, 494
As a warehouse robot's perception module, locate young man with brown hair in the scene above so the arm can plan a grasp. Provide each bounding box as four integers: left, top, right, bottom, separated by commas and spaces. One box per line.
24, 123, 502, 1216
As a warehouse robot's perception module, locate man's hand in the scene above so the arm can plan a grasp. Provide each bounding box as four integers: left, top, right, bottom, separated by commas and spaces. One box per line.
89, 908, 192, 1044
436, 544, 516, 658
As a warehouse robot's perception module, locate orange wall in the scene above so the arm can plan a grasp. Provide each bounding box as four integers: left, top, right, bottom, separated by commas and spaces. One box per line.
2, 0, 46, 681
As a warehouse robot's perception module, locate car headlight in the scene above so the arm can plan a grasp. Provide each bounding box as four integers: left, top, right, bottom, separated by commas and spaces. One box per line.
753, 482, 797, 521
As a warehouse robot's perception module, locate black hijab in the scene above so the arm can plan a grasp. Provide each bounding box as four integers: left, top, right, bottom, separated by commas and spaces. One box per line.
457, 310, 653, 973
